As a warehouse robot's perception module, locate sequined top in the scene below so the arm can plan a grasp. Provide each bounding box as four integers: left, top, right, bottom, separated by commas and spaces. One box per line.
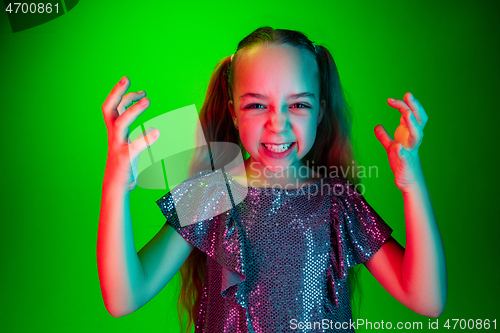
156, 170, 392, 333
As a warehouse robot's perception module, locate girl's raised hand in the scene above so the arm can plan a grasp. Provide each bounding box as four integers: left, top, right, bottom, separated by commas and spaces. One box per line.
374, 92, 428, 192
102, 77, 160, 193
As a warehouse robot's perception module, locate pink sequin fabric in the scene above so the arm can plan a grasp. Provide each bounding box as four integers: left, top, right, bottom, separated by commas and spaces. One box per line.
156, 170, 392, 333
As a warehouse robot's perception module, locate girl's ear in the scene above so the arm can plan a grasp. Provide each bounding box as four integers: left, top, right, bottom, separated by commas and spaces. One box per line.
318, 100, 326, 126
228, 100, 235, 119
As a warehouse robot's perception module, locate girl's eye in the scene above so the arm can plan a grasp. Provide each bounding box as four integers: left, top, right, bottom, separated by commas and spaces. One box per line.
244, 104, 266, 109
243, 103, 311, 109
291, 103, 311, 109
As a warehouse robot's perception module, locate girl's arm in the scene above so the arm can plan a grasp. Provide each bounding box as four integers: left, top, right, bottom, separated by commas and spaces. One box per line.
363, 92, 447, 317
97, 77, 194, 317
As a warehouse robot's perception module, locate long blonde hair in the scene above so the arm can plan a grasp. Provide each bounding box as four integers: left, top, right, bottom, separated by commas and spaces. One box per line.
177, 26, 361, 333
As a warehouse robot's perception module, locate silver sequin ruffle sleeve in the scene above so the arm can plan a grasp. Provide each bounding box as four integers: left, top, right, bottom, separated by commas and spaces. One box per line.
156, 170, 393, 333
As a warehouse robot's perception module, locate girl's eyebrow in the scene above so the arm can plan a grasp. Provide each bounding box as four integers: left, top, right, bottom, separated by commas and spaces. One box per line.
239, 92, 316, 100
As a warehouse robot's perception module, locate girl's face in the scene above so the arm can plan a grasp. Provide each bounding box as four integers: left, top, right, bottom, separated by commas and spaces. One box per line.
228, 44, 325, 174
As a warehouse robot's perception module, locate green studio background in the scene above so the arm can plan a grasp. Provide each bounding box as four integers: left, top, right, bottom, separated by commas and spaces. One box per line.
1, 0, 498, 332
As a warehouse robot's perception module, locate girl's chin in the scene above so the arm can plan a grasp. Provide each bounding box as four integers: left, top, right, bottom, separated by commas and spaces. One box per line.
245, 157, 290, 173
263, 166, 286, 174
263, 160, 296, 174
245, 151, 304, 174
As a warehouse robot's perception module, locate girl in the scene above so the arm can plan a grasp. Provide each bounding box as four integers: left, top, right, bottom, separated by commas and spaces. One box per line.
97, 27, 447, 332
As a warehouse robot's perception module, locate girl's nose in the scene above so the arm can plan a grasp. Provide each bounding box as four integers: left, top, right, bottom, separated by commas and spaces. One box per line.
266, 109, 290, 134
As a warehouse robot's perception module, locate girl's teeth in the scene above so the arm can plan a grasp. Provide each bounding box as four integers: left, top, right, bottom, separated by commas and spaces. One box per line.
263, 143, 293, 153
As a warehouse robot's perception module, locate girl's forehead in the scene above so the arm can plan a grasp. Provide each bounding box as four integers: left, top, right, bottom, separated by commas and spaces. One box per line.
236, 44, 316, 72
233, 44, 319, 92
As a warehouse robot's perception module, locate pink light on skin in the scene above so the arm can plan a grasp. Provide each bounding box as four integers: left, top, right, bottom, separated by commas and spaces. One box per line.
228, 44, 326, 188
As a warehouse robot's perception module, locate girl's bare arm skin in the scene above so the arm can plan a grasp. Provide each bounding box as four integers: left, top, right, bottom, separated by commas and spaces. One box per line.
364, 92, 447, 318
97, 76, 194, 318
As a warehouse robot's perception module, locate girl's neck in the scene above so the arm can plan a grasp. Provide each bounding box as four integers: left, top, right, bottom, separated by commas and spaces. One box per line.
226, 157, 324, 189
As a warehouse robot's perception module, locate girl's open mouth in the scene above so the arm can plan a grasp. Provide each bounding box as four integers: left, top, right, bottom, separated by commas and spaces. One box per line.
261, 142, 296, 159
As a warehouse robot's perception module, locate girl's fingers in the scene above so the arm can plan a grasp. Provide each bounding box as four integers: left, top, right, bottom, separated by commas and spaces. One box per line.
387, 97, 416, 122
115, 97, 151, 143
128, 127, 160, 160
117, 91, 146, 115
117, 91, 146, 141
387, 97, 409, 115
405, 93, 428, 129
403, 109, 423, 146
395, 143, 411, 164
388, 92, 427, 129
374, 124, 393, 152
102, 76, 130, 127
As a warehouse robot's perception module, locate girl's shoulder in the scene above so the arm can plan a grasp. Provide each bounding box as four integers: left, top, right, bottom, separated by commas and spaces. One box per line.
158, 169, 241, 228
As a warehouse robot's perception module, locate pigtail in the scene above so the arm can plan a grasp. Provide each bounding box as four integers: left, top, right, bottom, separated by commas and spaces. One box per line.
188, 55, 245, 177
311, 44, 363, 314
199, 55, 236, 144
179, 55, 240, 333
303, 45, 360, 187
